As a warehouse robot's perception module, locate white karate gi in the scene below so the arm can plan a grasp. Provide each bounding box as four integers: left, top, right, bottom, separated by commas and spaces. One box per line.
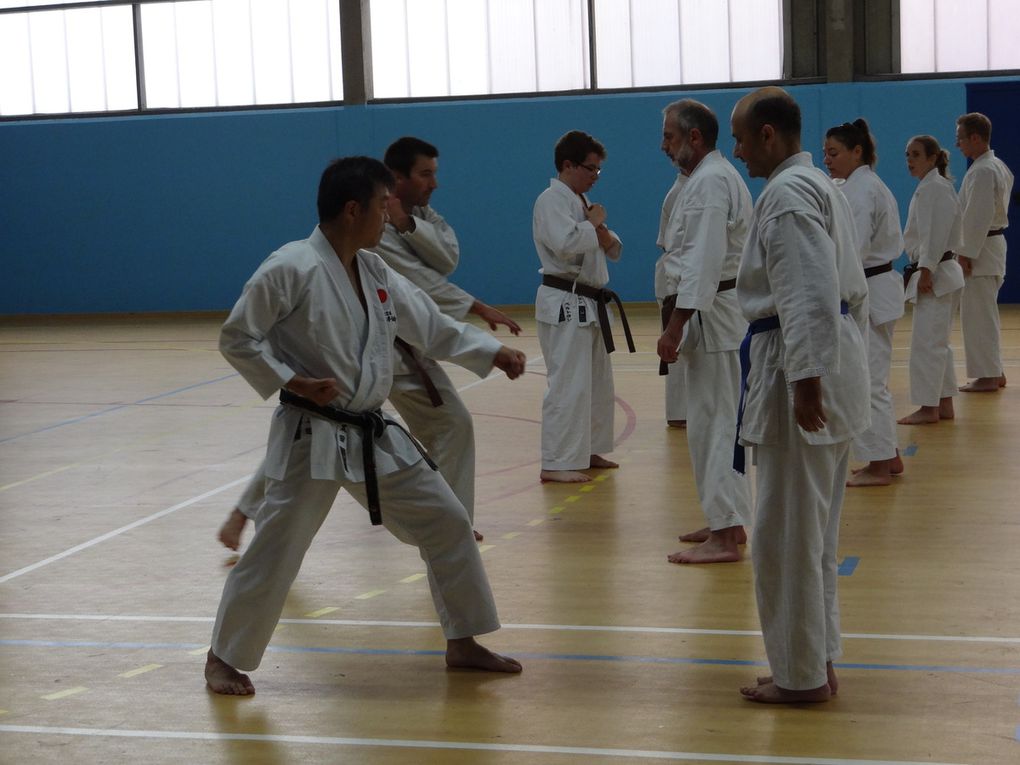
534, 178, 622, 471
655, 172, 689, 422
903, 170, 965, 407
234, 205, 480, 524
737, 152, 869, 691
957, 150, 1013, 378
839, 166, 905, 462
663, 150, 752, 530
213, 227, 503, 672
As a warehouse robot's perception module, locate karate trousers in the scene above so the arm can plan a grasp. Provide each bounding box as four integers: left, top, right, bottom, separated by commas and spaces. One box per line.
211, 432, 500, 672
960, 274, 1004, 378
537, 318, 615, 471
752, 432, 849, 691
853, 318, 898, 462
909, 290, 960, 407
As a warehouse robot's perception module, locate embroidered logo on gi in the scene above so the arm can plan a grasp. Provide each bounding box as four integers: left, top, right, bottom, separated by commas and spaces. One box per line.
377, 288, 388, 303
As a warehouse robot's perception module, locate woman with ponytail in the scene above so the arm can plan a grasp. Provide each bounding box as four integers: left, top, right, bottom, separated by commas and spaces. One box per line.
898, 135, 964, 425
823, 119, 905, 485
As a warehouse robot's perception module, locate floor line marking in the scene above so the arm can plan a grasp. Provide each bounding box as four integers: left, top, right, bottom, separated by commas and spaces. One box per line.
527, 519, 545, 526
305, 607, 340, 618
501, 532, 521, 540
187, 646, 210, 656
0, 723, 972, 764
477, 544, 495, 553
118, 664, 163, 678
0, 475, 252, 584
354, 590, 386, 600
2, 613, 1019, 644
838, 556, 860, 576
399, 574, 426, 584
41, 687, 87, 701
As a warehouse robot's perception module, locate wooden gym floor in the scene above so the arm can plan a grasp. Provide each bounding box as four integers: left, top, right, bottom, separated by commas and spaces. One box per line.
0, 305, 1018, 765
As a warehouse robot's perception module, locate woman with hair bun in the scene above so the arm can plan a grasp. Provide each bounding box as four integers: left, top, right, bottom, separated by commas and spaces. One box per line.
823, 119, 905, 486
897, 135, 965, 425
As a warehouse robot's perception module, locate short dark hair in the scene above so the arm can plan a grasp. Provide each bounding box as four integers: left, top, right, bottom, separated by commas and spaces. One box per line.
554, 130, 606, 172
663, 99, 719, 148
384, 136, 439, 176
826, 118, 878, 167
745, 93, 801, 140
317, 156, 394, 224
956, 112, 992, 142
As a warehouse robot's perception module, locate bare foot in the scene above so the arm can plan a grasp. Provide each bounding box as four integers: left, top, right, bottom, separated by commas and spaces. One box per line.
847, 463, 892, 487
741, 681, 830, 704
678, 526, 747, 544
756, 662, 838, 696
960, 377, 1001, 392
473, 529, 484, 542
999, 374, 1007, 388
205, 651, 255, 695
540, 469, 591, 483
938, 397, 955, 420
589, 455, 619, 469
667, 420, 687, 429
668, 528, 743, 564
890, 450, 904, 475
446, 637, 522, 673
897, 406, 939, 425
218, 509, 248, 551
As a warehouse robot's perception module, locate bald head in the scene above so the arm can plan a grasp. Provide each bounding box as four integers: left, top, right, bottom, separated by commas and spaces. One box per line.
734, 87, 801, 140
730, 87, 802, 178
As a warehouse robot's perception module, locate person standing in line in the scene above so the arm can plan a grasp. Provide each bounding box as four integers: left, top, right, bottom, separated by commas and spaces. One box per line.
954, 113, 1013, 393
897, 136, 965, 426
823, 119, 906, 486
656, 99, 753, 564
534, 130, 631, 484
655, 160, 689, 429
730, 87, 870, 703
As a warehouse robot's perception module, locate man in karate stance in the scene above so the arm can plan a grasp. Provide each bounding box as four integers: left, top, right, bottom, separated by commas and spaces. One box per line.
206, 157, 526, 695
730, 88, 869, 703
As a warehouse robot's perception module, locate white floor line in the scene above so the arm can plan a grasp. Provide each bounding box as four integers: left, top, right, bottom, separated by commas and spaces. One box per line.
1, 613, 1017, 645
0, 724, 969, 765
0, 476, 252, 585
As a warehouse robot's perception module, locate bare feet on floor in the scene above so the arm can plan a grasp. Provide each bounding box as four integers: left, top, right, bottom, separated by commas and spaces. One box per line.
847, 462, 893, 487
741, 681, 831, 704
960, 377, 1002, 392
938, 397, 955, 420
667, 420, 687, 429
446, 637, 522, 673
668, 526, 744, 564
205, 651, 255, 695
890, 450, 904, 475
897, 406, 939, 425
540, 469, 591, 483
588, 454, 619, 469
473, 529, 484, 542
218, 508, 248, 551
678, 526, 747, 544
754, 662, 838, 697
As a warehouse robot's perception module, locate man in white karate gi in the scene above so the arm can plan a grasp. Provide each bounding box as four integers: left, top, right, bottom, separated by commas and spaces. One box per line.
205, 156, 526, 695
656, 99, 753, 564
954, 112, 1013, 392
218, 137, 521, 547
730, 87, 870, 703
655, 162, 688, 429
534, 130, 627, 483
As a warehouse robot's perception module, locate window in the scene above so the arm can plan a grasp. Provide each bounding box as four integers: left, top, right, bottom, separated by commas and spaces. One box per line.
900, 0, 1020, 74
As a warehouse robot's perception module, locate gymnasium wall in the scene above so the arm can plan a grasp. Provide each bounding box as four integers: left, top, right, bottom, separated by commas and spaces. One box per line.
0, 76, 1014, 315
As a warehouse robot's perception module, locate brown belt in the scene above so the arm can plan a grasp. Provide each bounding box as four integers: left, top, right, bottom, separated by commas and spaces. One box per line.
863, 262, 893, 279
902, 252, 954, 288
394, 337, 443, 407
988, 229, 1006, 237
541, 274, 635, 354
658, 279, 736, 375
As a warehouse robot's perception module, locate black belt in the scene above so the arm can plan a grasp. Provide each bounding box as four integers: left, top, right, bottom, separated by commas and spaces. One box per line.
988, 229, 1006, 237
902, 252, 954, 288
394, 337, 443, 407
863, 262, 893, 279
658, 279, 737, 375
542, 274, 635, 354
279, 389, 437, 526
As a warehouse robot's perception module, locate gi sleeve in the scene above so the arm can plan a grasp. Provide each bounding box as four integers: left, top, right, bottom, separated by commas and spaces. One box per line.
673, 198, 729, 311
534, 196, 600, 267
915, 185, 958, 270
959, 168, 996, 261
403, 206, 461, 275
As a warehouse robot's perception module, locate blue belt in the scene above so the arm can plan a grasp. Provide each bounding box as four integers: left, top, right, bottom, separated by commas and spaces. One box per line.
733, 301, 848, 474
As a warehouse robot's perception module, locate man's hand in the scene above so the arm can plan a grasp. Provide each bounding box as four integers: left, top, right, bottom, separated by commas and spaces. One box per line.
385, 193, 413, 233
656, 308, 691, 364
285, 375, 341, 406
595, 225, 615, 251
585, 203, 607, 228
793, 377, 826, 432
471, 301, 522, 335
958, 254, 973, 277
917, 266, 934, 295
493, 347, 527, 380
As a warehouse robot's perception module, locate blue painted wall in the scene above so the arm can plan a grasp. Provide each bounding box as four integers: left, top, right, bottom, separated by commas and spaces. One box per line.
1, 76, 1015, 314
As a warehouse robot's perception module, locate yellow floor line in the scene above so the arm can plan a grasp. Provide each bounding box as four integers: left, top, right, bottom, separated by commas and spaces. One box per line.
527, 519, 545, 526
42, 687, 87, 701
355, 589, 387, 600
187, 646, 210, 656
501, 532, 521, 540
305, 606, 339, 618
477, 544, 495, 553
400, 573, 426, 584
118, 664, 163, 678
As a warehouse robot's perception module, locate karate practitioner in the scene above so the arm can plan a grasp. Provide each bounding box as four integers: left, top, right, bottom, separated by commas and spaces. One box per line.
954, 113, 1013, 393
731, 87, 869, 703
534, 130, 625, 484
218, 137, 521, 548
206, 156, 526, 695
898, 136, 965, 426
823, 119, 906, 486
655, 163, 689, 428
655, 99, 753, 564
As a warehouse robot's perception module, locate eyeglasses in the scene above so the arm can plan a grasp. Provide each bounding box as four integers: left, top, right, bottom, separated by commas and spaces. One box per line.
578, 162, 602, 176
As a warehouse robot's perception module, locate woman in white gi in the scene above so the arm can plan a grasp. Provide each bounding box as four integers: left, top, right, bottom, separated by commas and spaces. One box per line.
533, 130, 623, 483
823, 119, 906, 485
898, 136, 964, 425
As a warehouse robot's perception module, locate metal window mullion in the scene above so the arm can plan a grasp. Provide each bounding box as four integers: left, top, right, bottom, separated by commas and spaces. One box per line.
403, 0, 411, 97
675, 0, 683, 85
61, 9, 72, 111
586, 0, 596, 90
443, 0, 450, 96
532, 0, 538, 90
286, 0, 295, 103
628, 0, 635, 87
484, 0, 491, 94
247, 0, 256, 103
172, 0, 181, 106
132, 2, 146, 108
100, 5, 109, 109
210, 0, 219, 106
325, 0, 334, 101
726, 0, 733, 82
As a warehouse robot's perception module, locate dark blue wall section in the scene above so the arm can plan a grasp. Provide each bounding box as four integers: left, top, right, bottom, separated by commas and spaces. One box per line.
1, 76, 1015, 314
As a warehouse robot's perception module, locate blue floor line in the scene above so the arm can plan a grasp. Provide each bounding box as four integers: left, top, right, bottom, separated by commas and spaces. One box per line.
838, 556, 860, 576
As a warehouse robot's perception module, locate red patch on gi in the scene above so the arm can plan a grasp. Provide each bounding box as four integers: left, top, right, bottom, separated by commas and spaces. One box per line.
377, 288, 388, 303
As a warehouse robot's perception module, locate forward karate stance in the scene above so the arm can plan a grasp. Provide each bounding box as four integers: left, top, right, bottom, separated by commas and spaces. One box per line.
898, 136, 965, 426
731, 88, 869, 703
655, 167, 689, 428
823, 119, 906, 485
534, 130, 629, 484
655, 99, 752, 564
954, 113, 1013, 393
205, 157, 526, 695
